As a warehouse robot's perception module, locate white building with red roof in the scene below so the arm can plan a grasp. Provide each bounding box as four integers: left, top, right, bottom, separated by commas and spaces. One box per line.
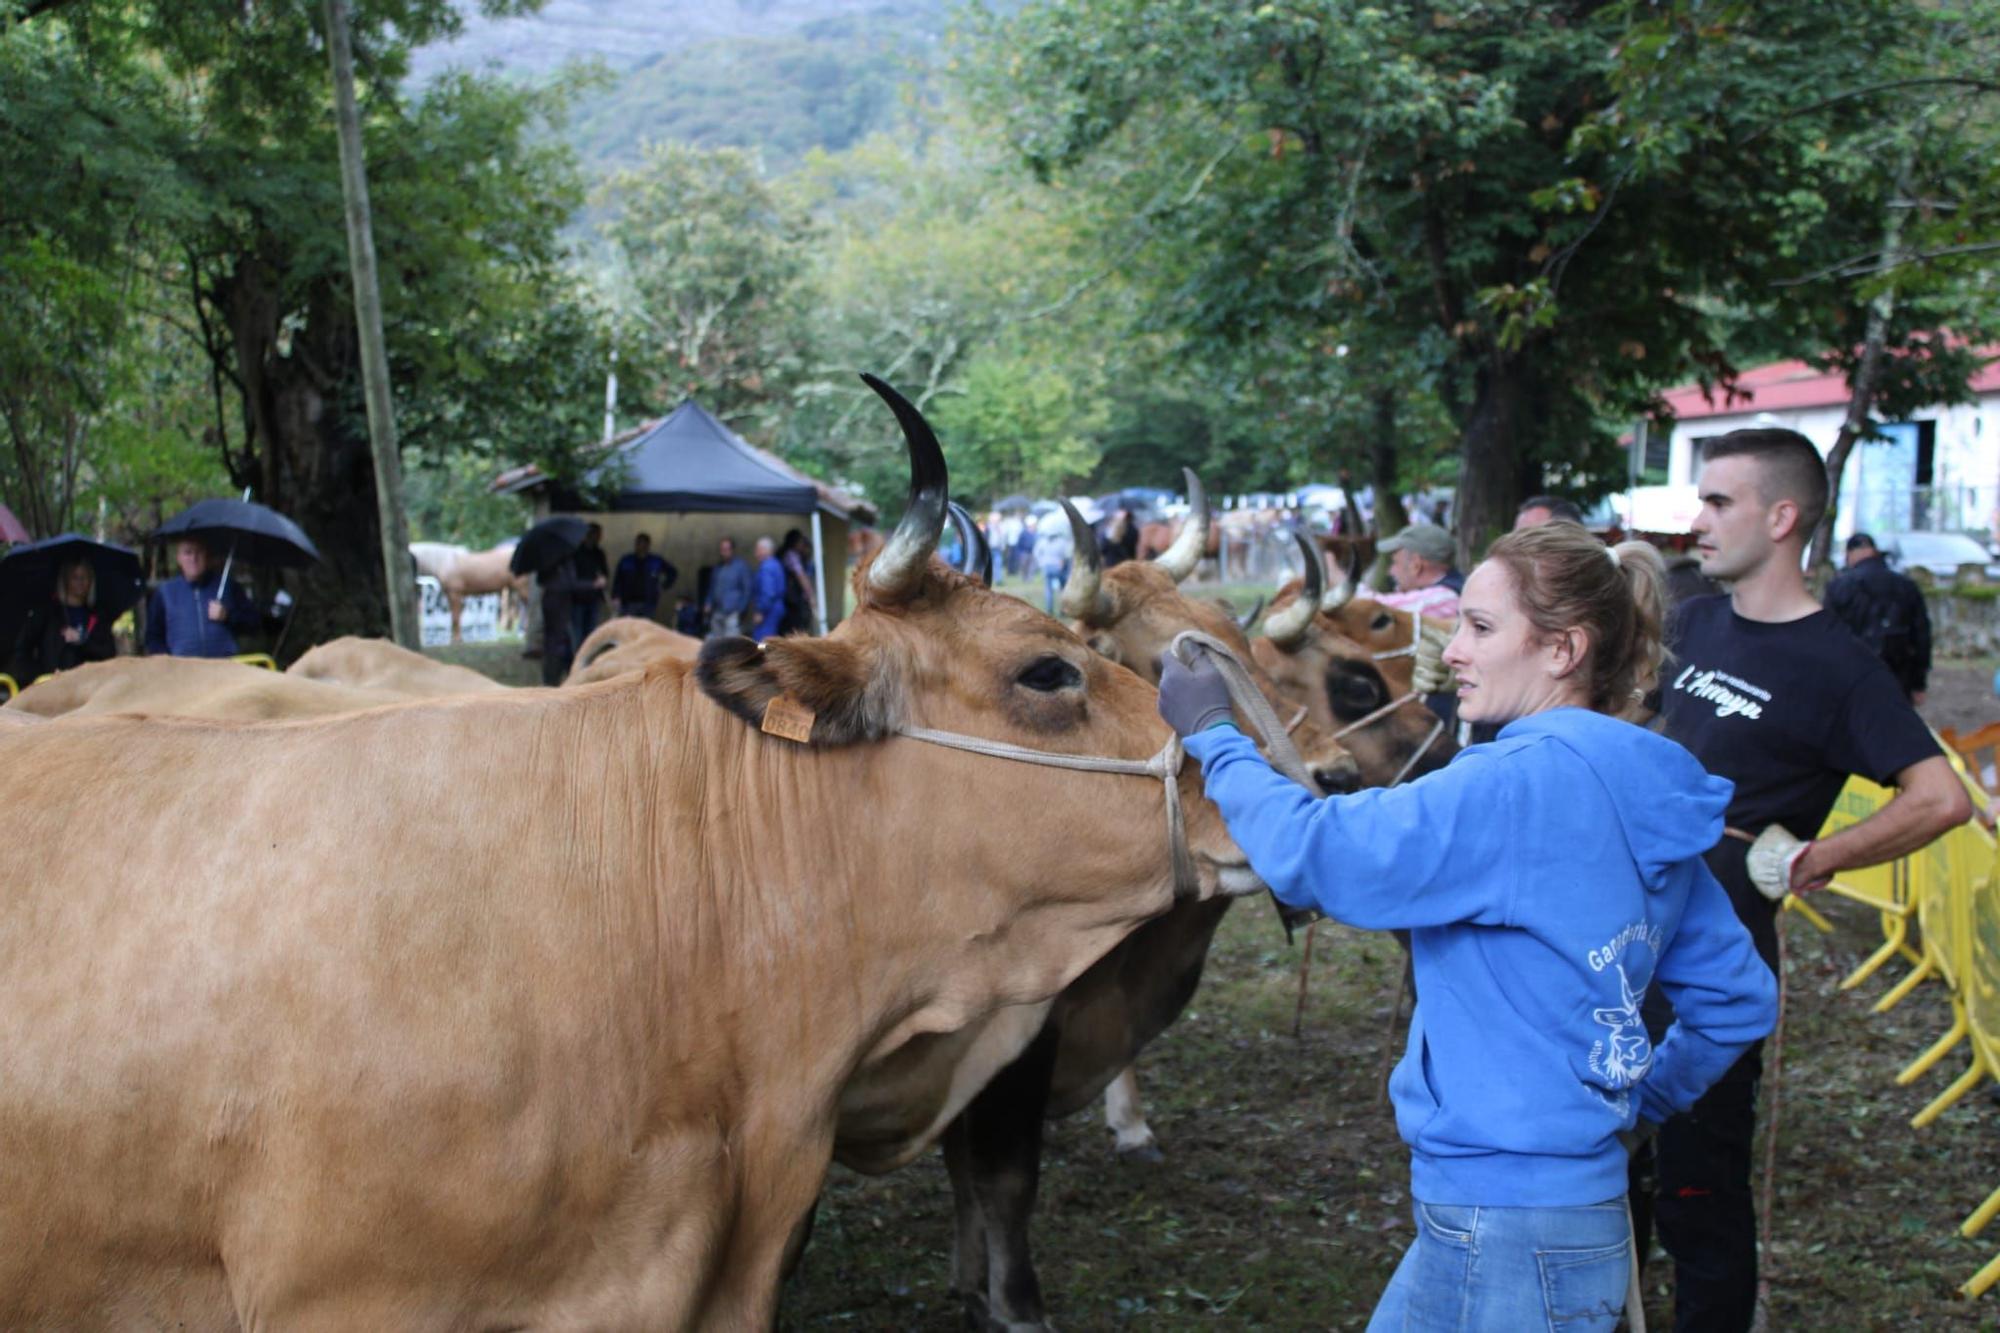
1653, 351, 2000, 541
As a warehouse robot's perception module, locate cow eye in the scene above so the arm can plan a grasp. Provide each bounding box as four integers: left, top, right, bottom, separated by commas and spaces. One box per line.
1016, 655, 1083, 693
1370, 612, 1393, 632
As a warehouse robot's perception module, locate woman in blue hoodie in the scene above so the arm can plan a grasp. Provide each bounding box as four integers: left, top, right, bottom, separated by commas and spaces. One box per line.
1157, 522, 1778, 1331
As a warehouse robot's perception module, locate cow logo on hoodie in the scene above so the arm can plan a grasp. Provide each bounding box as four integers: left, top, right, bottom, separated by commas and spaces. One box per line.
1587, 964, 1654, 1103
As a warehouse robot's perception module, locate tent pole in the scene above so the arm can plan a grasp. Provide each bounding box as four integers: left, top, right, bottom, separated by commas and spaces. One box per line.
810, 510, 830, 636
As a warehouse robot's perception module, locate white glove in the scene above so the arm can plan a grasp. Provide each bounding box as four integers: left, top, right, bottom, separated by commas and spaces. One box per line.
1410, 622, 1457, 695
1745, 824, 1811, 901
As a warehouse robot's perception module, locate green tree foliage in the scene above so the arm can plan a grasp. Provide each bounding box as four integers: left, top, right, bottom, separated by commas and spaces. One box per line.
962, 0, 1992, 557
597, 143, 815, 440
1600, 0, 2000, 559
2, 0, 606, 646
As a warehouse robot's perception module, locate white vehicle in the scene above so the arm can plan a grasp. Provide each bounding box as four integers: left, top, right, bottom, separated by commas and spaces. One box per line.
1876, 531, 1997, 583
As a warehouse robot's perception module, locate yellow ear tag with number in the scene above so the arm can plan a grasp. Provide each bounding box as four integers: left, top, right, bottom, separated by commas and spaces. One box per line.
761, 693, 817, 743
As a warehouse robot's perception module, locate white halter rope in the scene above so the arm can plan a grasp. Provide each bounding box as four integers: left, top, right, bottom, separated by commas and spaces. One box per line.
894, 631, 1324, 904
896, 724, 1197, 897
1321, 607, 1446, 787
1370, 608, 1424, 661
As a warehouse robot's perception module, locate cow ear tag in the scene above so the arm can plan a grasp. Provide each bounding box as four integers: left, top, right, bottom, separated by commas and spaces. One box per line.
761, 693, 817, 743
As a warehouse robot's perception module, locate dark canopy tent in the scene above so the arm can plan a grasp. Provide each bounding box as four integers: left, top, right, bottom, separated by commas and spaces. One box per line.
496, 401, 870, 632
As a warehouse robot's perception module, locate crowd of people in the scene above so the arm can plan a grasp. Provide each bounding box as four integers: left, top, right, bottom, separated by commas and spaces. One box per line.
532, 525, 821, 684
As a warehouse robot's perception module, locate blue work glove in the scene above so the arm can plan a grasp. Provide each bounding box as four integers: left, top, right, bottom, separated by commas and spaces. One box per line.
1157, 653, 1234, 738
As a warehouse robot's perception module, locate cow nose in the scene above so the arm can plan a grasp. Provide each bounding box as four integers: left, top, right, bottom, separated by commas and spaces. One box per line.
1311, 760, 1362, 796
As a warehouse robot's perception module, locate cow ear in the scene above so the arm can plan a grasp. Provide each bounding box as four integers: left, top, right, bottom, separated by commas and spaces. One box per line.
696, 636, 901, 746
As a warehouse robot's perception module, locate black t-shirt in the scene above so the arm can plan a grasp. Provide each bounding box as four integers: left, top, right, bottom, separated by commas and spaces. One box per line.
1661, 594, 1939, 841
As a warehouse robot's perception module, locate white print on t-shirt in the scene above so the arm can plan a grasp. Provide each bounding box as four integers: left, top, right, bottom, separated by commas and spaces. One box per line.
1587, 964, 1653, 1098
1671, 663, 1768, 720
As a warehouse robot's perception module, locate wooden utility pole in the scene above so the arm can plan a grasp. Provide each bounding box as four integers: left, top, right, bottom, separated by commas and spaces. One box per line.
325, 0, 418, 648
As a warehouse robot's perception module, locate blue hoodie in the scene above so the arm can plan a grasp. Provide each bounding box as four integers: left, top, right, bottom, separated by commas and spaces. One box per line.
1185, 707, 1777, 1208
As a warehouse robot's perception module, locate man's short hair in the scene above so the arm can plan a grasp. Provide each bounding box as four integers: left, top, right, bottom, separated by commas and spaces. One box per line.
636, 532, 651, 544
1845, 532, 1877, 553
1517, 495, 1584, 524
1700, 428, 1829, 543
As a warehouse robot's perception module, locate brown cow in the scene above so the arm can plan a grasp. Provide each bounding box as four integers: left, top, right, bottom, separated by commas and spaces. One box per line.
1251, 547, 1458, 789
565, 616, 702, 685
937, 478, 1361, 1332
5, 655, 410, 721
287, 636, 506, 696
0, 375, 1263, 1331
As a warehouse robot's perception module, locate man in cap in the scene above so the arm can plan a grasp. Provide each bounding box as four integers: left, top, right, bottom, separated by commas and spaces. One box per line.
1377, 522, 1463, 619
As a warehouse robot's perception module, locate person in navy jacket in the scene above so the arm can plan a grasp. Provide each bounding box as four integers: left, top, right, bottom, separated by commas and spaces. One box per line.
144, 539, 258, 658
1158, 521, 1777, 1332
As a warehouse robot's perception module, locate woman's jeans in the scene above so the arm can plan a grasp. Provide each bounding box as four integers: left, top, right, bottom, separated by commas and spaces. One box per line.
1367, 1198, 1629, 1331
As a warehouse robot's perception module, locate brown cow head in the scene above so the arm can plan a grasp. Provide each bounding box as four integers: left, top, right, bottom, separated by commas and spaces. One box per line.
1056, 483, 1361, 796
1251, 553, 1457, 786
697, 375, 1261, 905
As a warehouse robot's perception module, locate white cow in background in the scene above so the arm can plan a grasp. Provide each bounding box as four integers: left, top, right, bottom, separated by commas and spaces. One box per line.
410, 540, 529, 643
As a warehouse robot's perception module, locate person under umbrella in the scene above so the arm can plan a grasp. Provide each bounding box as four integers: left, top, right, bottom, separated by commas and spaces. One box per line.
509, 516, 598, 686
146, 537, 259, 658
150, 496, 319, 658
0, 534, 141, 679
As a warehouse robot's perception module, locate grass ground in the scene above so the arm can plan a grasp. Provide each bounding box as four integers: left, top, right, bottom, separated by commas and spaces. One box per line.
430, 608, 2000, 1330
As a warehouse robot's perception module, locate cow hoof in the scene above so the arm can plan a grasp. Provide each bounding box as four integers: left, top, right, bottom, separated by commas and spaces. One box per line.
1113, 1139, 1165, 1165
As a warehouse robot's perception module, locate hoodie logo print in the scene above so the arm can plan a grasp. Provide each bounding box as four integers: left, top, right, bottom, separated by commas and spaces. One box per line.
1588, 964, 1653, 1092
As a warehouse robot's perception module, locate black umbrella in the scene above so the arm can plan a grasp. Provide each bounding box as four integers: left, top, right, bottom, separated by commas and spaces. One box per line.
155, 498, 320, 568
0, 534, 146, 662
510, 516, 589, 576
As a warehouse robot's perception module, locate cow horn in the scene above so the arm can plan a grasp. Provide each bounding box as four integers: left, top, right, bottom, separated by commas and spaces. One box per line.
947, 501, 991, 587
862, 373, 949, 601
1234, 595, 1265, 633
1263, 531, 1322, 649
1151, 467, 1208, 584
1057, 499, 1113, 624
1320, 543, 1358, 614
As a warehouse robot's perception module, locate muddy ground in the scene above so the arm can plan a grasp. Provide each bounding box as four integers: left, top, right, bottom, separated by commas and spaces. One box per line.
432, 642, 2000, 1328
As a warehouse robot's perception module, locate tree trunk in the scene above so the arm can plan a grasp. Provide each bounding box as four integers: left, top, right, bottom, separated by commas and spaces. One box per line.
326, 0, 418, 649
1369, 390, 1409, 537
1453, 356, 1526, 567
217, 259, 389, 660
1811, 165, 1912, 571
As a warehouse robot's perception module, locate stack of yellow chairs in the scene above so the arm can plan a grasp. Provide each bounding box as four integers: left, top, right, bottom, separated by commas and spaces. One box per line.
1815, 733, 2000, 1298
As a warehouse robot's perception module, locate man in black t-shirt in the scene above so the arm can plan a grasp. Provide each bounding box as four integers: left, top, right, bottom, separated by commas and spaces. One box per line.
1639, 428, 1971, 1332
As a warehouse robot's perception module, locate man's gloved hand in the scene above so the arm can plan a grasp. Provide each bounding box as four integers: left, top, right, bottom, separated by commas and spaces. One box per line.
1410, 622, 1457, 696
1157, 653, 1234, 738
1746, 823, 1814, 900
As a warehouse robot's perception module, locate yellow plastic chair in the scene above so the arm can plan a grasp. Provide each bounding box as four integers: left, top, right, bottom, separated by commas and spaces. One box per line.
1897, 824, 1987, 1081
1815, 777, 1923, 990
1953, 844, 2000, 1297
0, 672, 15, 701
1914, 843, 2000, 1130
231, 653, 278, 671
